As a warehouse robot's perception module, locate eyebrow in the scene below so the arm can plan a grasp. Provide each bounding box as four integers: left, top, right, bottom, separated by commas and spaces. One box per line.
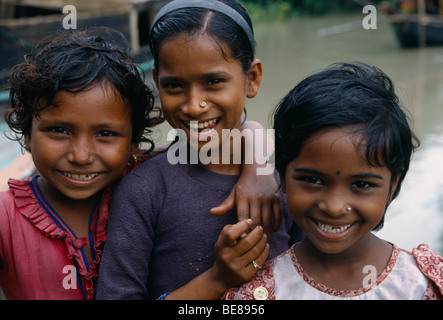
203, 71, 231, 79
293, 168, 384, 180
159, 76, 181, 83
351, 173, 384, 180
293, 168, 325, 176
159, 71, 231, 82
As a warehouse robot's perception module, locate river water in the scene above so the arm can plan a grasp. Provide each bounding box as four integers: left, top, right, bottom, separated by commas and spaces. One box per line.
152, 13, 443, 254
253, 13, 443, 255
1, 12, 442, 255
253, 14, 443, 255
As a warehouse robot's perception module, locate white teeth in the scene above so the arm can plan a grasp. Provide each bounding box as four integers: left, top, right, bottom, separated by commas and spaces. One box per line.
63, 172, 98, 181
317, 222, 352, 234
184, 118, 218, 131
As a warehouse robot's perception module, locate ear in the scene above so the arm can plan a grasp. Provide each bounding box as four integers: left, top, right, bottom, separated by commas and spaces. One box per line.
246, 59, 262, 99
23, 134, 31, 153
387, 174, 401, 204
130, 142, 139, 156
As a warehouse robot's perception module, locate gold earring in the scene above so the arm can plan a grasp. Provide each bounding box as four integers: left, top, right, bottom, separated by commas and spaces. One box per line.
23, 143, 31, 153
127, 153, 137, 166
199, 101, 207, 107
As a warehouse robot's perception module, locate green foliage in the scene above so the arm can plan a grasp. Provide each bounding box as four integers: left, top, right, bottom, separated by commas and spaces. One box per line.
239, 0, 294, 22
239, 0, 397, 21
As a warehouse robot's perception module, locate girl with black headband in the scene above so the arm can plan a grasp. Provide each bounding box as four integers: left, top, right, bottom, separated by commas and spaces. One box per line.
97, 0, 303, 300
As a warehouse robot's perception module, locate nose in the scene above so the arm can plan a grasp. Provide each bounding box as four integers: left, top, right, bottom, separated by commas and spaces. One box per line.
67, 136, 95, 165
181, 86, 208, 118
317, 188, 351, 216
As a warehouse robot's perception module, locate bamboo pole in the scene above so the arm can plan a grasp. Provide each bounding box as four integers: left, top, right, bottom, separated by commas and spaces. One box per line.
418, 0, 427, 47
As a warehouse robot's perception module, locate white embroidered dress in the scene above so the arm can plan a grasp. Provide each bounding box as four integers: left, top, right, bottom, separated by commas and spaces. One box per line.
225, 244, 443, 300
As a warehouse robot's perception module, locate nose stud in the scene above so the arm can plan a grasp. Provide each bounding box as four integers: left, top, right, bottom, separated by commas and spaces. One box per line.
345, 206, 352, 212
199, 101, 207, 108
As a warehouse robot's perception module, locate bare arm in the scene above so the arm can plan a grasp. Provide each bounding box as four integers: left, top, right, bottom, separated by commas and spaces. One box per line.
210, 120, 282, 234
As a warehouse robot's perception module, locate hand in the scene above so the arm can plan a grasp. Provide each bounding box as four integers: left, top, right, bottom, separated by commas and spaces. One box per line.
209, 219, 269, 291
210, 173, 282, 235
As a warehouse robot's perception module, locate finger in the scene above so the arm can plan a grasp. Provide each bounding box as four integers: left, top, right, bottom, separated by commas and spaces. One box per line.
210, 190, 235, 216
241, 233, 268, 268
250, 243, 270, 270
234, 225, 265, 256
260, 199, 272, 235
216, 219, 253, 247
271, 196, 282, 234
248, 198, 262, 229
236, 197, 250, 223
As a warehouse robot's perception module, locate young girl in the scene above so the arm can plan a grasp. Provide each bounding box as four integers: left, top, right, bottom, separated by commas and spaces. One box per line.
0, 26, 277, 300
0, 27, 162, 300
96, 0, 303, 300
225, 62, 443, 300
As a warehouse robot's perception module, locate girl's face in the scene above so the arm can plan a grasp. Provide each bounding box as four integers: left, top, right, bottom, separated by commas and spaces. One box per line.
25, 81, 135, 202
281, 127, 399, 255
153, 32, 262, 152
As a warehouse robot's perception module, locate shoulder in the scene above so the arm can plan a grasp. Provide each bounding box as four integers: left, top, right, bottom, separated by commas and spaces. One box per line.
116, 152, 172, 192
411, 244, 443, 299
0, 178, 32, 220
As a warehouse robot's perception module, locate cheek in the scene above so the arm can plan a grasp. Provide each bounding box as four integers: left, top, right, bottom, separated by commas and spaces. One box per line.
360, 194, 389, 223
284, 188, 312, 221
98, 141, 131, 170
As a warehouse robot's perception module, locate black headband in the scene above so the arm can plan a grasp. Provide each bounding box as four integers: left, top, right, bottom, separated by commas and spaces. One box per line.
150, 0, 254, 49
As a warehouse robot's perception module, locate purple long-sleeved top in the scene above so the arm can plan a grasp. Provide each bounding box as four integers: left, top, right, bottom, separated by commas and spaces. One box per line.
96, 152, 303, 299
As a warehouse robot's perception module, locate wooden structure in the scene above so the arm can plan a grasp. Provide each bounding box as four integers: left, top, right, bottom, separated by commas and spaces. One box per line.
382, 0, 443, 48
0, 0, 169, 91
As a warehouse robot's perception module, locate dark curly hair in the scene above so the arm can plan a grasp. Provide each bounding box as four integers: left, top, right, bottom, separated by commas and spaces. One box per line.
5, 27, 163, 150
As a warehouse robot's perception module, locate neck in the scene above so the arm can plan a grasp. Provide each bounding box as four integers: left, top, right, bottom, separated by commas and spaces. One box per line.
36, 176, 99, 218
294, 234, 393, 290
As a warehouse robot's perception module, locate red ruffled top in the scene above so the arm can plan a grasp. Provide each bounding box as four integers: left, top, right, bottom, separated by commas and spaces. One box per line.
0, 178, 111, 300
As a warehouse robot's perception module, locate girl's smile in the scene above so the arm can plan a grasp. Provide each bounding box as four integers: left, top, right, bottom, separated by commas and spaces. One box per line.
282, 126, 399, 255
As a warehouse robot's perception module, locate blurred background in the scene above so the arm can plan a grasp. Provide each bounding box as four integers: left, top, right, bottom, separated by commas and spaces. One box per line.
0, 0, 442, 262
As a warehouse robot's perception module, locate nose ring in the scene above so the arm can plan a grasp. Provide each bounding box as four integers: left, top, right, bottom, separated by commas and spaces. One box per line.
199, 101, 207, 107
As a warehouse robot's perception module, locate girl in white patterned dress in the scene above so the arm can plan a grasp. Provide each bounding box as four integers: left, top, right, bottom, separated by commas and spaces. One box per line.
225, 62, 443, 300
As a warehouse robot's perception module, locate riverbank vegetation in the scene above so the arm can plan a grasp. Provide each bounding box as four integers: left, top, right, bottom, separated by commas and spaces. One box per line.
239, 0, 396, 22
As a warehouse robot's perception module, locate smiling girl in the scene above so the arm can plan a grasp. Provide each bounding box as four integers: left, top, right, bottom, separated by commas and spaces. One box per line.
225, 62, 443, 300
0, 28, 163, 299
96, 0, 302, 300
